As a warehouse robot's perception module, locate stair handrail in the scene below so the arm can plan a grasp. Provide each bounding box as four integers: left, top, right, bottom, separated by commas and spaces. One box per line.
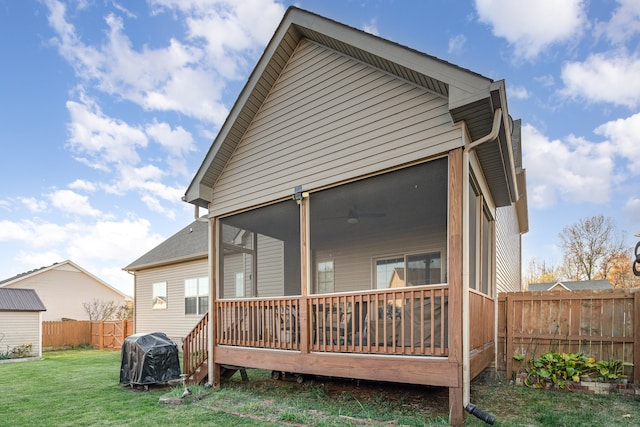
183, 312, 209, 379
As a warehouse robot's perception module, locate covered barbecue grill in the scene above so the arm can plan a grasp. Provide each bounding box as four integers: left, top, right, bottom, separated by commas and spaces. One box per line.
119, 332, 181, 386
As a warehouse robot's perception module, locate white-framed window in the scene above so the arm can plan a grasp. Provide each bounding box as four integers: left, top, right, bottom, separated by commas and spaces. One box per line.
152, 281, 167, 309
316, 260, 334, 293
185, 277, 209, 315
235, 272, 245, 297
375, 252, 442, 289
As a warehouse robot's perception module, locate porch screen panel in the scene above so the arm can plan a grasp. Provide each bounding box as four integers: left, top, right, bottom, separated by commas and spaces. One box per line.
310, 157, 448, 294
219, 199, 301, 298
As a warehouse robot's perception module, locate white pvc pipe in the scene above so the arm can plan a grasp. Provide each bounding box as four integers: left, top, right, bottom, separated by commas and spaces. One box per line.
461, 107, 502, 406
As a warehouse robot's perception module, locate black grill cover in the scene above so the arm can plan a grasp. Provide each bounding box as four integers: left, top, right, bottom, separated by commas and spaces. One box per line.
119, 332, 181, 385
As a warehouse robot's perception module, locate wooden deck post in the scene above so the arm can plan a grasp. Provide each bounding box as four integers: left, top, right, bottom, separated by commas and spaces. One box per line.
448, 148, 464, 426
208, 216, 221, 387
299, 196, 310, 354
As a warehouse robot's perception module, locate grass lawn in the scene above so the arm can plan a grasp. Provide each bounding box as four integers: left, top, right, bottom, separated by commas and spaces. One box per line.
0, 349, 638, 426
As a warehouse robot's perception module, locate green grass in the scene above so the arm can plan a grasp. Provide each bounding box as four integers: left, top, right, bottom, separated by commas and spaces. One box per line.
0, 349, 638, 426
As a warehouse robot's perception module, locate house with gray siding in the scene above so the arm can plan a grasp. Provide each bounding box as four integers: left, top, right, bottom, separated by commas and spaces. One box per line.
124, 219, 209, 346
0, 288, 47, 358
179, 7, 527, 425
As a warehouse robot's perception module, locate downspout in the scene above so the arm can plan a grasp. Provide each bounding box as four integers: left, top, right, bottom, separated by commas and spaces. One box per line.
194, 204, 209, 222
461, 107, 502, 407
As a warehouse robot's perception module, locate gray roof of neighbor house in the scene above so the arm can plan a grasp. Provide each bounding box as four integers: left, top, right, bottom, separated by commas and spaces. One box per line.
528, 280, 613, 292
124, 219, 208, 271
0, 288, 46, 311
184, 6, 521, 211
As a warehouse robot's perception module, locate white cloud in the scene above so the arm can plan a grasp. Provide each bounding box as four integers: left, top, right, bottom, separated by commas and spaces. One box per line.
0, 219, 68, 247
69, 179, 97, 192
146, 120, 194, 157
522, 124, 615, 208
141, 195, 177, 220
474, 0, 587, 59
15, 251, 65, 271
595, 0, 640, 44
561, 52, 640, 108
66, 94, 148, 169
49, 189, 102, 216
594, 112, 640, 174
508, 85, 529, 100
448, 34, 467, 55
362, 17, 379, 36
17, 197, 48, 213
45, 0, 285, 125
151, 0, 286, 77
1, 216, 165, 294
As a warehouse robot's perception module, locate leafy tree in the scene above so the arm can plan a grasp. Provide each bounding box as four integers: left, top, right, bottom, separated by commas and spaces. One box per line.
558, 215, 625, 281
607, 250, 640, 288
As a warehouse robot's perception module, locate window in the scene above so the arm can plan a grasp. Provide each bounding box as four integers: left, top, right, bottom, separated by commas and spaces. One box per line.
469, 175, 494, 295
235, 273, 245, 297
376, 257, 404, 289
375, 252, 441, 288
152, 282, 167, 309
309, 158, 448, 294
316, 261, 334, 293
185, 277, 208, 315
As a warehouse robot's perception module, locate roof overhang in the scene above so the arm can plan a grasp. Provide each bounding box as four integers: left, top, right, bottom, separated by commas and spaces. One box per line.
184, 7, 523, 210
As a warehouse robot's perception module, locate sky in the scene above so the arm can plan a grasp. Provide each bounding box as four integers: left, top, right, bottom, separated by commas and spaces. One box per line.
1, 0, 639, 296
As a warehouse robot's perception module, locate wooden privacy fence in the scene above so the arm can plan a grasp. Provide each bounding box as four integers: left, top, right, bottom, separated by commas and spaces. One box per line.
43, 319, 133, 350
498, 289, 640, 384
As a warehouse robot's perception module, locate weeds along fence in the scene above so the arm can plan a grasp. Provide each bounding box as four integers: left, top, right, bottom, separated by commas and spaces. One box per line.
497, 288, 640, 384
43, 319, 133, 350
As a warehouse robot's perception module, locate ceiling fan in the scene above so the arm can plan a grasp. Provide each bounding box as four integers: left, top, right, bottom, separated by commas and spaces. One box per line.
340, 206, 386, 224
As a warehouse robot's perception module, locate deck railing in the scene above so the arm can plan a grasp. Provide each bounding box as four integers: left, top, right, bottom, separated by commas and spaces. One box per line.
183, 312, 208, 379
215, 285, 449, 356
469, 289, 495, 351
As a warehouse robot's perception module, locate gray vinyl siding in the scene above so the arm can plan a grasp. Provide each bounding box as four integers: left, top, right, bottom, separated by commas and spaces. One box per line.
495, 205, 522, 293
0, 311, 42, 357
134, 258, 208, 347
211, 39, 462, 217
256, 234, 284, 297
221, 234, 285, 298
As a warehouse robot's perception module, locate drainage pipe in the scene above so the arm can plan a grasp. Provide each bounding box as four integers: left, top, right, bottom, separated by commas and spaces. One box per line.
465, 403, 496, 425
461, 107, 502, 408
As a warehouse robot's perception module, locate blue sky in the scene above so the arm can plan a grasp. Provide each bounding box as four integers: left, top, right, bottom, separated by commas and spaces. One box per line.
1, 0, 639, 295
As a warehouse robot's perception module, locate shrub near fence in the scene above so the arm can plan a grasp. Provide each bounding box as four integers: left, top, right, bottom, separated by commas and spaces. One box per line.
43, 320, 133, 350
498, 288, 640, 385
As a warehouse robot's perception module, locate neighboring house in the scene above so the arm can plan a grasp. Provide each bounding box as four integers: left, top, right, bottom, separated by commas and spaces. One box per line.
123, 219, 208, 346
528, 280, 613, 292
181, 7, 528, 424
0, 260, 129, 321
0, 288, 46, 357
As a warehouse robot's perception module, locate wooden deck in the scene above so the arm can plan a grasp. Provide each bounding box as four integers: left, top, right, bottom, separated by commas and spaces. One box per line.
184, 286, 495, 389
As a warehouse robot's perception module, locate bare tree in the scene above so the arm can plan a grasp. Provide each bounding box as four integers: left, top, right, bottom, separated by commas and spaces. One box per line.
525, 257, 561, 285
82, 299, 118, 321
558, 215, 625, 281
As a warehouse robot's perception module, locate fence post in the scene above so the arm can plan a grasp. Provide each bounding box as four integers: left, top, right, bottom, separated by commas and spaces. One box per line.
99, 321, 105, 350
505, 293, 513, 378
634, 291, 640, 385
